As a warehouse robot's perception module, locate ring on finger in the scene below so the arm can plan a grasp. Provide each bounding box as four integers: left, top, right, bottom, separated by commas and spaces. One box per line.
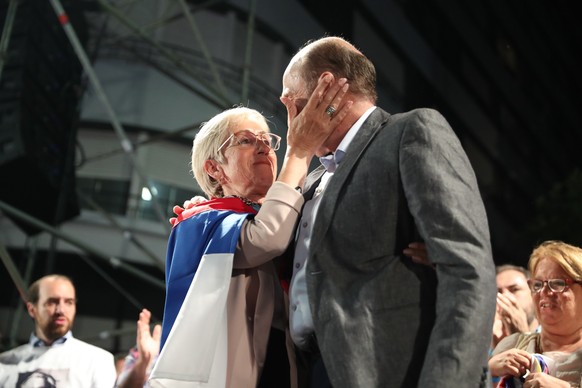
325, 105, 336, 117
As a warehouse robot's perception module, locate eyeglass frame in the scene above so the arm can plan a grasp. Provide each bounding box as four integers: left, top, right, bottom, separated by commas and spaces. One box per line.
217, 130, 282, 154
527, 278, 581, 293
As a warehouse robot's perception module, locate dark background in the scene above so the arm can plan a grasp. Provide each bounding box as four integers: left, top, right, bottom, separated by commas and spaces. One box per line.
1, 0, 581, 353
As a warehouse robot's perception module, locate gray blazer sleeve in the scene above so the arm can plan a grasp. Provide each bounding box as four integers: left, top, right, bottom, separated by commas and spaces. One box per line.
399, 109, 497, 385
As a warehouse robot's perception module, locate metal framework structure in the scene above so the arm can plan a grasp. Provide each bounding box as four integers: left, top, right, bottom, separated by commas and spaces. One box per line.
0, 0, 267, 346
1, 0, 581, 350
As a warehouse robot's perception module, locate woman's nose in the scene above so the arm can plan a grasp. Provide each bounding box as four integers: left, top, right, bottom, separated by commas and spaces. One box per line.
256, 139, 270, 152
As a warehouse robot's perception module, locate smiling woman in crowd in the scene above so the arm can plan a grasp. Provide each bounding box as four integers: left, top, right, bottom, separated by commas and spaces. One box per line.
489, 240, 582, 388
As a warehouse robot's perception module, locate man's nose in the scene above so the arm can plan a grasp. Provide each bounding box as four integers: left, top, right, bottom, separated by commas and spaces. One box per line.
54, 300, 69, 313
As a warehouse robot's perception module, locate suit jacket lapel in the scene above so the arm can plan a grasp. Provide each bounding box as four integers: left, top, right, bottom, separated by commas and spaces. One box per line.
310, 108, 392, 253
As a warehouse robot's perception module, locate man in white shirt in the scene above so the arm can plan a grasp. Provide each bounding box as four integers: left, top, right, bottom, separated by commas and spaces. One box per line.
0, 274, 117, 387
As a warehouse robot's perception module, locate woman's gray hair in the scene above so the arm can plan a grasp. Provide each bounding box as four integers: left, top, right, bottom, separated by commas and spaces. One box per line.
191, 106, 268, 198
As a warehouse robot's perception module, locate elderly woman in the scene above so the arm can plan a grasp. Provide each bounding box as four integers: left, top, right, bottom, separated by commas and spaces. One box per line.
149, 75, 351, 388
489, 240, 582, 387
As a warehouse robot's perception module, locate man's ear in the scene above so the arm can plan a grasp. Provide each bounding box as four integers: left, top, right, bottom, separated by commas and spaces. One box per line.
26, 302, 36, 319
320, 71, 335, 82
204, 159, 222, 180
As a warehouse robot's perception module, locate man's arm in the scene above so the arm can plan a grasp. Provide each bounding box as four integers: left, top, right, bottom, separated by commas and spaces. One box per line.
399, 108, 496, 385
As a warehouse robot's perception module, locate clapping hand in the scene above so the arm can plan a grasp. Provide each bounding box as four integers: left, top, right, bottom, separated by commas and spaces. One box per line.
496, 291, 531, 334
135, 308, 161, 370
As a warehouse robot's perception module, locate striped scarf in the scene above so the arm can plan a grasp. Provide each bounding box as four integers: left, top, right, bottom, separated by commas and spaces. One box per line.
496, 353, 552, 388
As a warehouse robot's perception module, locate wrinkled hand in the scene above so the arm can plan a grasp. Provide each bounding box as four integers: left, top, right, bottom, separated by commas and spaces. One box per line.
402, 242, 433, 268
523, 372, 570, 388
136, 308, 161, 368
497, 292, 531, 334
281, 73, 352, 157
169, 195, 208, 226
489, 348, 531, 377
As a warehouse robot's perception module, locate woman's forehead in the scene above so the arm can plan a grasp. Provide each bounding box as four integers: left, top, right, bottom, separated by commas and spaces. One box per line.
231, 116, 269, 133
534, 257, 566, 276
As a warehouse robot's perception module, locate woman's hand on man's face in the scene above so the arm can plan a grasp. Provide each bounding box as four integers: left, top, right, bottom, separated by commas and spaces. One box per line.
283, 73, 353, 158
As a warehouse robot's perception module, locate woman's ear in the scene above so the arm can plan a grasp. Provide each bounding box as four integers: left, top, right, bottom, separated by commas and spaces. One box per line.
204, 159, 222, 181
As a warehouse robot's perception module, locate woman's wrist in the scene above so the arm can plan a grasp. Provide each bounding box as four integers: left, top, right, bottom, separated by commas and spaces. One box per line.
276, 150, 310, 188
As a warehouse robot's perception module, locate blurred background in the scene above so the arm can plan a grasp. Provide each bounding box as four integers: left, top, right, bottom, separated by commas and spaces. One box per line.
1, 0, 581, 355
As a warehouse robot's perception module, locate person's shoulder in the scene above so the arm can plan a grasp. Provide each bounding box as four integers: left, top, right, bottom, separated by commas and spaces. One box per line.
391, 108, 445, 122
493, 332, 540, 356
392, 108, 460, 145
0, 343, 30, 363
492, 332, 521, 356
68, 338, 114, 358
375, 108, 441, 132
501, 332, 524, 344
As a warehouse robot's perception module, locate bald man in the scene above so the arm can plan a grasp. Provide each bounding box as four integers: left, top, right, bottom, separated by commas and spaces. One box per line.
280, 36, 496, 387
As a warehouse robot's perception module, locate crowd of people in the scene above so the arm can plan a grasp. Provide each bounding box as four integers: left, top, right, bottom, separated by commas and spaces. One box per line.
1, 35, 581, 388
489, 241, 582, 387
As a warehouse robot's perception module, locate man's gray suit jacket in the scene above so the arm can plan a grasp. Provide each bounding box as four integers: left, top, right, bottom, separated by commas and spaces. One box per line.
302, 107, 496, 388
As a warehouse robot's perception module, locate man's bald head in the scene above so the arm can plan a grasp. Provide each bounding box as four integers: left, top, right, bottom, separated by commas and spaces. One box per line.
284, 36, 377, 104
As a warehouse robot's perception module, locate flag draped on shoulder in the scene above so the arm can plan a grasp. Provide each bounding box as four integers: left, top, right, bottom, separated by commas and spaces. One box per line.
149, 198, 257, 388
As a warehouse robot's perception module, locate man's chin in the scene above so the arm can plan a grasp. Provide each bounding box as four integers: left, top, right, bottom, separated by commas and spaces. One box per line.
46, 324, 71, 339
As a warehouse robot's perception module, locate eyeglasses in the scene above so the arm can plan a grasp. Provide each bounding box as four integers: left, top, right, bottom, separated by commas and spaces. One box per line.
217, 130, 281, 153
527, 278, 581, 293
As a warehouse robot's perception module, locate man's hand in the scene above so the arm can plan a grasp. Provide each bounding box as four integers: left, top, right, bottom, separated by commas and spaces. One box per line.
135, 308, 161, 369
497, 292, 531, 334
169, 196, 207, 226
116, 309, 162, 388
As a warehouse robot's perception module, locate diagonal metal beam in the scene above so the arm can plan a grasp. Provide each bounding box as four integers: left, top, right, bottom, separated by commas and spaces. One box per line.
81, 121, 201, 164
77, 252, 159, 321
177, 0, 229, 98
49, 0, 170, 229
151, 0, 225, 29
240, 0, 257, 103
0, 0, 20, 81
0, 238, 38, 348
118, 39, 229, 108
97, 0, 233, 107
0, 199, 165, 290
0, 242, 28, 303
76, 188, 165, 271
